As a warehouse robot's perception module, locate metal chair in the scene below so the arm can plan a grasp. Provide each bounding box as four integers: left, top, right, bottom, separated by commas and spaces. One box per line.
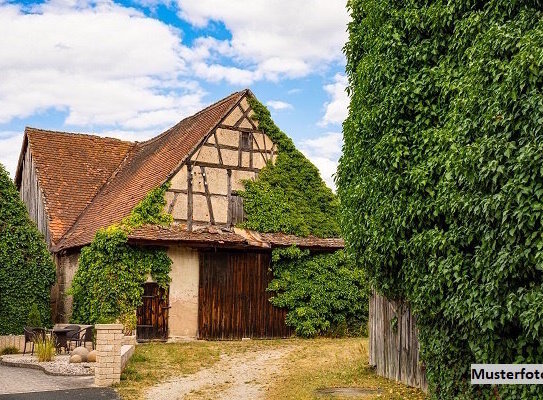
23, 327, 45, 355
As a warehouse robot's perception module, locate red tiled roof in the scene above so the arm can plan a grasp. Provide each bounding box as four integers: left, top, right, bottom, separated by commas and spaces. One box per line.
126, 225, 344, 250
54, 90, 246, 251
15, 128, 135, 244
260, 233, 344, 249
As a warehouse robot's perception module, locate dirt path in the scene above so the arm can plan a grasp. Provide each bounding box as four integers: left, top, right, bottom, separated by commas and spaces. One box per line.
145, 347, 293, 400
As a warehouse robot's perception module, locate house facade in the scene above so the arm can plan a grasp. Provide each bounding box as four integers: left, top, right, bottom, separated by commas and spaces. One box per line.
15, 90, 343, 341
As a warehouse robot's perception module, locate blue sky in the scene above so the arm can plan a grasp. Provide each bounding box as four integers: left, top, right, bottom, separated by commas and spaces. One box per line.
0, 0, 349, 188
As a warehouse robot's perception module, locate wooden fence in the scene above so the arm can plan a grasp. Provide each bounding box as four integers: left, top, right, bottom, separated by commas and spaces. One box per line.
369, 291, 427, 391
0, 335, 25, 353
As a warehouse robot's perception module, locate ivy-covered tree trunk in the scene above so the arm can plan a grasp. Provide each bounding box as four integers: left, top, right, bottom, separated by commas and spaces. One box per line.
0, 163, 56, 334
339, 1, 543, 399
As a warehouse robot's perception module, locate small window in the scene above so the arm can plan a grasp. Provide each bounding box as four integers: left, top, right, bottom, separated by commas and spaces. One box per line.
240, 132, 252, 150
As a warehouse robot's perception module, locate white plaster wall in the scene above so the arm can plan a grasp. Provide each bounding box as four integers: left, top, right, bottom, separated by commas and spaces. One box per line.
167, 246, 199, 338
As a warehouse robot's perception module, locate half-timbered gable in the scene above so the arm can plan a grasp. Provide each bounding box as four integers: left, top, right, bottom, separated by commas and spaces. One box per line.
165, 93, 276, 229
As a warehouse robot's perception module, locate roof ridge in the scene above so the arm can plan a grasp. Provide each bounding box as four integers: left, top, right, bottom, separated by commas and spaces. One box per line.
140, 90, 245, 148
25, 126, 135, 144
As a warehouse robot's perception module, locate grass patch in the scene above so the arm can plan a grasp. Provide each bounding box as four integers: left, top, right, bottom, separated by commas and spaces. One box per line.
116, 338, 426, 400
267, 338, 426, 400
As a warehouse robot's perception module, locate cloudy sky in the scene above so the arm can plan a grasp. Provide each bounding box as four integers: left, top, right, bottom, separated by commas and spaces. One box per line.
0, 0, 349, 188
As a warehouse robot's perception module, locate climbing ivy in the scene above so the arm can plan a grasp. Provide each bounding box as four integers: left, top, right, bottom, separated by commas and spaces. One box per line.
0, 163, 56, 334
269, 246, 368, 337
239, 97, 340, 238
70, 184, 173, 325
339, 1, 543, 398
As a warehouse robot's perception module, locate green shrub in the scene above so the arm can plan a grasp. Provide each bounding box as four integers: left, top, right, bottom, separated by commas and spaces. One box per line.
0, 163, 55, 334
70, 184, 172, 324
27, 304, 42, 328
269, 246, 368, 337
339, 1, 543, 398
0, 346, 19, 355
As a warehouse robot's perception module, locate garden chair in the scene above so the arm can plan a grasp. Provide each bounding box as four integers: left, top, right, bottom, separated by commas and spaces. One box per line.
71, 326, 95, 350
23, 327, 45, 355
65, 325, 84, 352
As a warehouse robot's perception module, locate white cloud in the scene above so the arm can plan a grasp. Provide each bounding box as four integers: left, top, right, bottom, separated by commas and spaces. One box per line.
320, 74, 349, 126
176, 0, 348, 82
0, 132, 24, 179
299, 132, 342, 190
0, 0, 206, 127
266, 100, 293, 111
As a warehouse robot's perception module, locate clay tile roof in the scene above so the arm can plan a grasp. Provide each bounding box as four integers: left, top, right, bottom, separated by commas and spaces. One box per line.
259, 233, 344, 250
15, 128, 135, 244
54, 90, 246, 251
128, 225, 247, 246
126, 225, 344, 250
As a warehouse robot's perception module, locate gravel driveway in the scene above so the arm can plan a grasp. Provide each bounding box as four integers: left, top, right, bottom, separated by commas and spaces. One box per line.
145, 347, 293, 400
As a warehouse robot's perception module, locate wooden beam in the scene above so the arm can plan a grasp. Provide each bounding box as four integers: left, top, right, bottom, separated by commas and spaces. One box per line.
249, 133, 253, 169
212, 131, 224, 165
191, 161, 261, 173
227, 169, 232, 227
238, 131, 242, 167
251, 132, 269, 165
168, 192, 179, 214
218, 124, 260, 133
233, 104, 257, 129
200, 166, 215, 225
202, 142, 272, 154
168, 188, 227, 198
187, 163, 193, 231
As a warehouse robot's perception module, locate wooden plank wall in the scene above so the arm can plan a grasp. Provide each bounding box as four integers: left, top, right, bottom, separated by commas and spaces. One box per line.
369, 291, 428, 391
198, 250, 292, 339
19, 148, 51, 246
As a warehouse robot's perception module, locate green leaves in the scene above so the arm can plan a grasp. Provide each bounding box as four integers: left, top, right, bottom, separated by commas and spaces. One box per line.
340, 1, 543, 398
269, 246, 368, 338
70, 185, 173, 325
239, 97, 340, 238
0, 163, 55, 334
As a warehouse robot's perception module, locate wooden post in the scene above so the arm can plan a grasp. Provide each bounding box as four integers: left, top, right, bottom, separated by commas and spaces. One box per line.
187, 163, 193, 231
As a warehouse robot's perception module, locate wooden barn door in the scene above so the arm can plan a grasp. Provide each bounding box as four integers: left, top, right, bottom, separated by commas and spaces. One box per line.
198, 250, 292, 339
136, 282, 169, 341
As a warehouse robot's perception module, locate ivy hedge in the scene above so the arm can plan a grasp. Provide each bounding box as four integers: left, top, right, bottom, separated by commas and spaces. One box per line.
339, 1, 543, 398
269, 246, 368, 337
0, 163, 55, 334
70, 184, 173, 325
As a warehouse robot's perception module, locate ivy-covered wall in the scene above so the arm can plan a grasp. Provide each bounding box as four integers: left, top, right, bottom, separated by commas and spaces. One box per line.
240, 97, 340, 238
70, 184, 173, 325
240, 98, 367, 336
0, 163, 56, 334
339, 1, 543, 398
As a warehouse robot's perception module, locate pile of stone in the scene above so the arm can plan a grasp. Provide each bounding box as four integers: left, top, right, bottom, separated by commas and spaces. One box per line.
69, 346, 97, 363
